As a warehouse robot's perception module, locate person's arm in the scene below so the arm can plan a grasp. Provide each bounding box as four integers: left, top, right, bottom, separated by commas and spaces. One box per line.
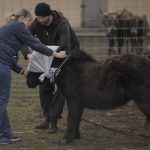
21, 45, 32, 60
15, 22, 67, 58
58, 22, 80, 53
15, 22, 53, 56
12, 62, 23, 74
11, 55, 26, 74
29, 20, 69, 58
59, 23, 71, 51
21, 20, 37, 60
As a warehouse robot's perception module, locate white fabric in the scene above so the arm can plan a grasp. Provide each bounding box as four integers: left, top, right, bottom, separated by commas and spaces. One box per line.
27, 46, 59, 82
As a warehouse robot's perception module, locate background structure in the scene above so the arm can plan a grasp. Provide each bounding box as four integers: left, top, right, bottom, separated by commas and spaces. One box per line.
0, 0, 150, 28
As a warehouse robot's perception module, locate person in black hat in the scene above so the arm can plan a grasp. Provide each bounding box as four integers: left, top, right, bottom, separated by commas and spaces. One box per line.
26, 2, 80, 133
35, 2, 52, 16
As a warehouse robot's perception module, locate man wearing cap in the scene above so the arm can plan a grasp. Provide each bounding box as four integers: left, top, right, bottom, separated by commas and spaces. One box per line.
27, 2, 80, 133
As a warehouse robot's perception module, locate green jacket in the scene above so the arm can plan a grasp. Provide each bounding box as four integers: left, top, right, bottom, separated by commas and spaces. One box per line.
22, 11, 80, 62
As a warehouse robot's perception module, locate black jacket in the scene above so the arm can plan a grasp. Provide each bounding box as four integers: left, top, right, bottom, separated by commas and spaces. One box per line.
23, 11, 80, 66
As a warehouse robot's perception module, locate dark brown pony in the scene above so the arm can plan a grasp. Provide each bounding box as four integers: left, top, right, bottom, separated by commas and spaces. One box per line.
55, 50, 150, 143
27, 50, 150, 143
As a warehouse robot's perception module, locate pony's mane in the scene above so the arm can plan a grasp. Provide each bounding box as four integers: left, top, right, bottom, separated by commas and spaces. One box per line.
69, 49, 96, 62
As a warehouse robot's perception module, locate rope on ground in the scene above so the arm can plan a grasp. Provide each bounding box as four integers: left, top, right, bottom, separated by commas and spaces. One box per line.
82, 118, 150, 139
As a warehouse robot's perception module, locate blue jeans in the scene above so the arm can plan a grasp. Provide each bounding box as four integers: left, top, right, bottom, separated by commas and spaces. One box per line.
0, 62, 12, 136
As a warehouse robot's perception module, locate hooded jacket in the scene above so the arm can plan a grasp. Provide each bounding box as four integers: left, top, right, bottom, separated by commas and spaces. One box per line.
30, 11, 80, 50
26, 11, 80, 67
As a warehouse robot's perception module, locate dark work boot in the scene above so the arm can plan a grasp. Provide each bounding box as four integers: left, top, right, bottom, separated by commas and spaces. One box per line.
48, 118, 58, 134
35, 119, 50, 129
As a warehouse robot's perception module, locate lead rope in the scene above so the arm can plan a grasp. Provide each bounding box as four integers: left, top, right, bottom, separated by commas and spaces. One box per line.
54, 54, 70, 78
63, 105, 150, 139
81, 118, 150, 139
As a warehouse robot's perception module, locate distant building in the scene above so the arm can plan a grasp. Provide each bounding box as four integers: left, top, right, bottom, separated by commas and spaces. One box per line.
0, 0, 149, 28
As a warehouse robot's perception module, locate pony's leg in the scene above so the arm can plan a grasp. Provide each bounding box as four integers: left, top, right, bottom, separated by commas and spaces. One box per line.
135, 100, 150, 130
136, 40, 139, 55
108, 38, 114, 55
136, 39, 143, 55
117, 38, 124, 55
108, 48, 112, 55
61, 100, 83, 144
74, 107, 83, 139
144, 118, 149, 130
139, 39, 143, 55
130, 37, 134, 54
126, 39, 129, 54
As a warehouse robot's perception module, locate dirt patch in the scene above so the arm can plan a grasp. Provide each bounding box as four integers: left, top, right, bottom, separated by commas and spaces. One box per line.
73, 102, 150, 150
6, 99, 150, 150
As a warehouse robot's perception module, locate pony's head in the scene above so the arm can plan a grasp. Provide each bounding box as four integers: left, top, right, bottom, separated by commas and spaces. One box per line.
68, 49, 96, 62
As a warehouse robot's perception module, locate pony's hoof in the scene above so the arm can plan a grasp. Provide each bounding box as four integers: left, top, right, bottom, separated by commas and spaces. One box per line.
60, 139, 69, 144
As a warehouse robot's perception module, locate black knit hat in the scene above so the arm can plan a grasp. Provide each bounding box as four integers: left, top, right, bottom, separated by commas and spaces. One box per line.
35, 2, 52, 16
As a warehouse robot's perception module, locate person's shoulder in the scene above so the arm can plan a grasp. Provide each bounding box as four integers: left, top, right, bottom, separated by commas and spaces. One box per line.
9, 20, 25, 30
29, 18, 41, 28
12, 19, 23, 25
30, 18, 39, 25
53, 10, 68, 24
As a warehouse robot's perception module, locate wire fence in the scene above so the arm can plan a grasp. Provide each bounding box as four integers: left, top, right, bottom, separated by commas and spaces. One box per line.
95, 7, 150, 55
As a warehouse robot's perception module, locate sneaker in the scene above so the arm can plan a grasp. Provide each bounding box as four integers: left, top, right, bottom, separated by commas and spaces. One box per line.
3, 134, 22, 142
0, 137, 11, 145
35, 120, 50, 129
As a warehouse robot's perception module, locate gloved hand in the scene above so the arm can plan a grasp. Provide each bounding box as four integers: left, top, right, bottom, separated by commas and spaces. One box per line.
39, 73, 49, 82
